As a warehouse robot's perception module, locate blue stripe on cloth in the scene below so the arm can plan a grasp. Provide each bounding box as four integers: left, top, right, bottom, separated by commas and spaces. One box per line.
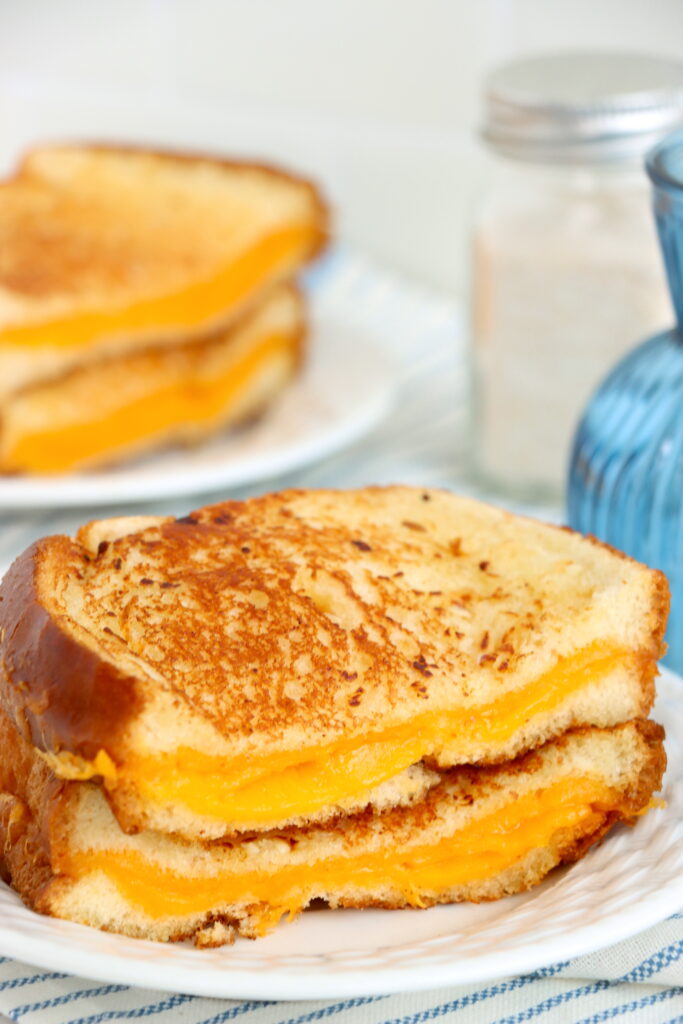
269, 996, 388, 1024
0, 974, 67, 992
489, 981, 611, 1024
192, 1001, 274, 1024
43, 993, 197, 1024
308, 961, 570, 1024
573, 987, 683, 1024
490, 939, 683, 1023
10, 984, 130, 1021
627, 940, 683, 982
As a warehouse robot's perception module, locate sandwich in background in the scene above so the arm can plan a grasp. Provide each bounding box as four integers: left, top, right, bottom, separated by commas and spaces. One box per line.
0, 285, 305, 473
0, 144, 327, 472
0, 486, 669, 943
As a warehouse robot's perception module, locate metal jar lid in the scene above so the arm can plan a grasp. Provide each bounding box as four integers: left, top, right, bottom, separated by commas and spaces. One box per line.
482, 51, 683, 165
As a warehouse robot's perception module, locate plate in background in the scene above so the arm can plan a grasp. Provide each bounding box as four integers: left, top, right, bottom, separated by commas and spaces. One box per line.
0, 311, 396, 510
0, 670, 681, 1000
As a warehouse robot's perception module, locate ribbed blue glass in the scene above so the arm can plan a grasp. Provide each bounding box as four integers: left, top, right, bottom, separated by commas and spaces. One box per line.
568, 131, 683, 671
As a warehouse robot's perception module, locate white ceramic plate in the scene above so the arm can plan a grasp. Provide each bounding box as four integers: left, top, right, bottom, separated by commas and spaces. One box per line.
1, 671, 682, 1000
0, 312, 396, 510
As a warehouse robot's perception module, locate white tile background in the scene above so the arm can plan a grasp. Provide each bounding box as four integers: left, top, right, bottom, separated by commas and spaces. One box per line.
1, 0, 683, 293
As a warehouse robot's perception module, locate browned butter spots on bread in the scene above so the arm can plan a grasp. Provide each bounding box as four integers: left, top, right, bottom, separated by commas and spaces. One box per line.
0, 486, 670, 766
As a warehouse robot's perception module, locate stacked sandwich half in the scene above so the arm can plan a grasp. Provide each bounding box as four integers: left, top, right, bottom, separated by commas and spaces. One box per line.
0, 487, 669, 945
0, 144, 327, 473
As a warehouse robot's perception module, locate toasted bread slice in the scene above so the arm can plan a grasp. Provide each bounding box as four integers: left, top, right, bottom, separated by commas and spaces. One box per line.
0, 285, 305, 474
0, 144, 327, 395
0, 487, 667, 841
0, 709, 665, 945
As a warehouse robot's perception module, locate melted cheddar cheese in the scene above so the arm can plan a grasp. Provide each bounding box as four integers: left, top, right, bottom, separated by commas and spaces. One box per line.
102, 642, 630, 826
0, 226, 313, 350
4, 331, 294, 473
61, 777, 617, 925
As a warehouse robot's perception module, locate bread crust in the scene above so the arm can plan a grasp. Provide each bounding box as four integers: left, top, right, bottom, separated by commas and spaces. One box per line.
580, 528, 671, 663
12, 141, 329, 265
2, 142, 329, 303
0, 487, 668, 766
0, 538, 144, 760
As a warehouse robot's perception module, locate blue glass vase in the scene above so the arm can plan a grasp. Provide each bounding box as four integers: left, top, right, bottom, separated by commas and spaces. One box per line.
568, 132, 683, 670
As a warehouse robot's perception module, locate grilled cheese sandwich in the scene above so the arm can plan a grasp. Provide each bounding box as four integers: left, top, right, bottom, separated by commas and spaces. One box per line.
0, 487, 667, 840
0, 144, 327, 396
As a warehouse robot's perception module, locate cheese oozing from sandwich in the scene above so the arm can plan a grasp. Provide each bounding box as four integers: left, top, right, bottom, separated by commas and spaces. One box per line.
57, 777, 624, 927
0, 227, 313, 351
2, 332, 295, 473
0, 691, 665, 945
67, 642, 634, 827
0, 286, 304, 473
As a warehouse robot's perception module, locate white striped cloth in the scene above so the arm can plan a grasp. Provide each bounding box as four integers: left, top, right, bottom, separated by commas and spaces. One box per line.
0, 249, 680, 1021
1, 915, 682, 1024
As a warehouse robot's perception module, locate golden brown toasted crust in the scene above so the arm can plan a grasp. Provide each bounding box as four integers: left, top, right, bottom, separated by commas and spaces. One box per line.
1, 142, 328, 303
0, 538, 145, 760
0, 486, 666, 760
0, 707, 69, 911
17, 140, 329, 263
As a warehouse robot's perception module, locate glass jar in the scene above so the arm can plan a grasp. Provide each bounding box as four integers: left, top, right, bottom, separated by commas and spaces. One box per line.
569, 131, 683, 672
471, 52, 683, 501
